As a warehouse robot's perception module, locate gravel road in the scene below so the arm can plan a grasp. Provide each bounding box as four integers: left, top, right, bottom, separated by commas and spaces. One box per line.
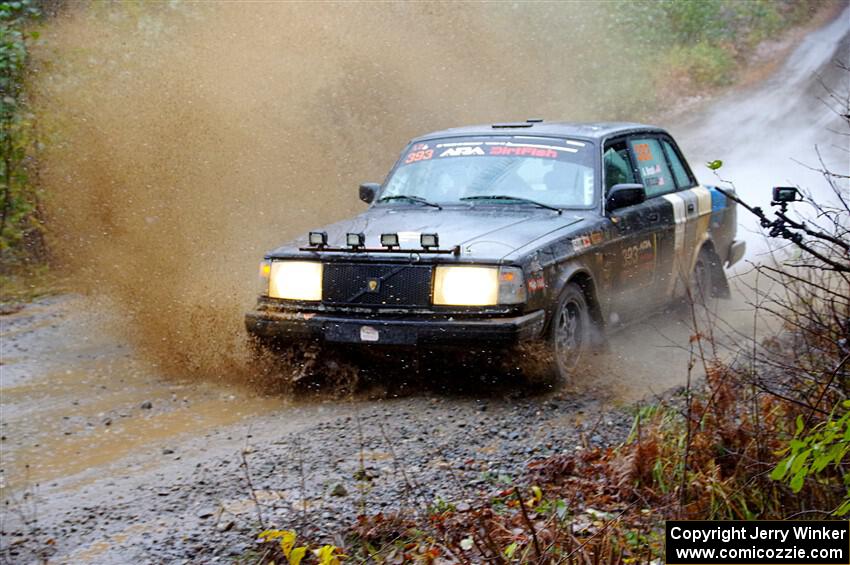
1, 294, 689, 564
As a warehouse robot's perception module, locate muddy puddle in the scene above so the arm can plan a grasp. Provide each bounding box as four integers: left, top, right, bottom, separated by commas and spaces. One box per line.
0, 296, 285, 493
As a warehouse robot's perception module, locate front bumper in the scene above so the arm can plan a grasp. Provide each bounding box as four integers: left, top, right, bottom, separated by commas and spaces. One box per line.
245, 308, 546, 346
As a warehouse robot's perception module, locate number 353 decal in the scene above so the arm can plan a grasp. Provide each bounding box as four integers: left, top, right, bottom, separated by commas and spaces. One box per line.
622, 237, 656, 269
405, 149, 433, 164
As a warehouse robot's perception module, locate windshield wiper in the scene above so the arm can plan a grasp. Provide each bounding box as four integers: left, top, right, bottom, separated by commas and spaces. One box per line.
460, 195, 562, 214
377, 195, 442, 210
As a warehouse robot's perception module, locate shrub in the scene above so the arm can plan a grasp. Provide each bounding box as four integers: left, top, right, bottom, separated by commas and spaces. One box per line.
665, 42, 737, 87
0, 0, 43, 268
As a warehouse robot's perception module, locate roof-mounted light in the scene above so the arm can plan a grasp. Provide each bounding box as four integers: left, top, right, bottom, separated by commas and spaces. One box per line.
308, 231, 328, 248
346, 232, 365, 249
380, 233, 399, 249
420, 233, 439, 249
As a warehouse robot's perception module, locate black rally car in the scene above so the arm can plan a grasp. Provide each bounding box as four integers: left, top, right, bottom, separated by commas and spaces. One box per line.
245, 121, 745, 381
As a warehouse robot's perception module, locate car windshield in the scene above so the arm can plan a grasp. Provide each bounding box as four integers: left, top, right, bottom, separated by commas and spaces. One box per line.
380, 136, 596, 208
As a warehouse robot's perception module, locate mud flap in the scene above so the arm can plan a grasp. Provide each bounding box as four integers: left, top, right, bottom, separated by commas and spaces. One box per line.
708, 248, 731, 299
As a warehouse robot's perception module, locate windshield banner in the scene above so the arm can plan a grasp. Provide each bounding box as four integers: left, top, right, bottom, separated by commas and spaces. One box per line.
403, 137, 588, 165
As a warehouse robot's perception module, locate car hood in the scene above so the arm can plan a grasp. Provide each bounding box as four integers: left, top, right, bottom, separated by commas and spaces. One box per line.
269, 206, 589, 261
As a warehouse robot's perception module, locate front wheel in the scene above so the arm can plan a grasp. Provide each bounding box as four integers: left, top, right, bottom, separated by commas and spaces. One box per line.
551, 283, 592, 382
514, 283, 594, 387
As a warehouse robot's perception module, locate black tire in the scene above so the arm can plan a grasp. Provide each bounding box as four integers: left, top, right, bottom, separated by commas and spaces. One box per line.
515, 282, 593, 387
550, 283, 592, 382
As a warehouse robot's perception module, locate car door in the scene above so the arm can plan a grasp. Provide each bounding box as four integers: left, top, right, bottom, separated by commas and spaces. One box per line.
656, 136, 712, 299
603, 136, 677, 321
629, 136, 686, 304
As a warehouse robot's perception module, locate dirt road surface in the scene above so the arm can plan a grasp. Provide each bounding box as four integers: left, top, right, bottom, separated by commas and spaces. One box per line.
1, 294, 645, 563
0, 285, 784, 563
2, 9, 848, 564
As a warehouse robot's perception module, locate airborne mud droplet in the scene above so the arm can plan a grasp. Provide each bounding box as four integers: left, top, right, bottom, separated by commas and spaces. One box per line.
34, 3, 664, 380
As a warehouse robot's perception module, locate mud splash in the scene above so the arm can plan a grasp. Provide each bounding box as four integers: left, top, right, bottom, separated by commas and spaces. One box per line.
34, 3, 656, 379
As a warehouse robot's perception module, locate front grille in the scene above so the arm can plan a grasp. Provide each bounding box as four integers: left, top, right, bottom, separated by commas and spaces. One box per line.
323, 263, 433, 307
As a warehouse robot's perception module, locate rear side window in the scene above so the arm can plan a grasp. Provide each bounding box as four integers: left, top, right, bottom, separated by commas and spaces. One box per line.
603, 142, 637, 192
630, 138, 673, 198
662, 139, 695, 189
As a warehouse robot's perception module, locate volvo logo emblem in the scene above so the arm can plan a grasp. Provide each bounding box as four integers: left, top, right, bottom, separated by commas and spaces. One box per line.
367, 279, 379, 292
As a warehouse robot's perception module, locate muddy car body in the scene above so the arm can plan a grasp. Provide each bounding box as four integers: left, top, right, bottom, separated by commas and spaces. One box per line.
246, 121, 745, 380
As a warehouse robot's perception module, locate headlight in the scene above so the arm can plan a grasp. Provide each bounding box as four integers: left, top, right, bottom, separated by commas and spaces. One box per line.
268, 261, 323, 301
433, 265, 526, 306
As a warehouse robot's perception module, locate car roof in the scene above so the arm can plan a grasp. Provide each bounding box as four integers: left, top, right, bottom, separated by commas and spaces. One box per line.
410, 121, 668, 144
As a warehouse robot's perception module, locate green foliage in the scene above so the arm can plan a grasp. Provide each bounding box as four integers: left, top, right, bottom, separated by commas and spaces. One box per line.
666, 42, 736, 87
771, 401, 850, 515
666, 0, 726, 44
0, 262, 60, 303
0, 0, 42, 267
428, 496, 456, 515
607, 0, 821, 94
663, 0, 786, 47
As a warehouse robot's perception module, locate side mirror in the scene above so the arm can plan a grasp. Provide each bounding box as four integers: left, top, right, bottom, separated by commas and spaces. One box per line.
359, 182, 379, 204
606, 183, 646, 212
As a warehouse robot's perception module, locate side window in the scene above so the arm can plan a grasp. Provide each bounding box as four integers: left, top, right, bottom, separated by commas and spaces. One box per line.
629, 138, 674, 198
661, 139, 695, 189
603, 141, 637, 193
